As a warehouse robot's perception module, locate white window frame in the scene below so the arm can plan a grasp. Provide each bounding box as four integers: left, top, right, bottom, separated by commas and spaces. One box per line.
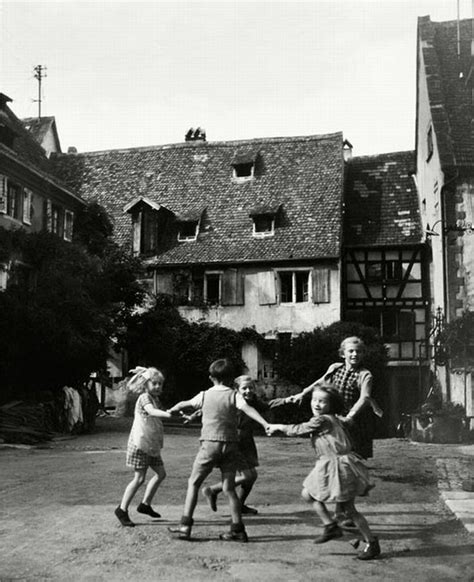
64, 209, 74, 242
6, 180, 22, 221
23, 188, 33, 225
177, 221, 199, 242
252, 215, 275, 238
204, 271, 223, 305
277, 268, 311, 304
232, 163, 255, 182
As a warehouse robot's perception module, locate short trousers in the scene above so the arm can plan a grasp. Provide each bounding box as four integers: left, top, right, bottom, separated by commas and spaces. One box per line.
126, 442, 164, 471
188, 440, 240, 486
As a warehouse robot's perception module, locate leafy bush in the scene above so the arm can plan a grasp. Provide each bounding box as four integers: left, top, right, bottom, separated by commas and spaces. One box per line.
275, 320, 388, 390
120, 295, 265, 404
438, 311, 474, 367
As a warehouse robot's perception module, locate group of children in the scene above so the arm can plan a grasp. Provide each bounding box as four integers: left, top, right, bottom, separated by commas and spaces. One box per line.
114, 337, 382, 560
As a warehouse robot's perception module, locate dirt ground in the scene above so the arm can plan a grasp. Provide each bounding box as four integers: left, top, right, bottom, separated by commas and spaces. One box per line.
1, 416, 473, 582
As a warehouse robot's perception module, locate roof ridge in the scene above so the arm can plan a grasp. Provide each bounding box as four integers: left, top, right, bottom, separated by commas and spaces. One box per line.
57, 131, 343, 157
352, 150, 414, 161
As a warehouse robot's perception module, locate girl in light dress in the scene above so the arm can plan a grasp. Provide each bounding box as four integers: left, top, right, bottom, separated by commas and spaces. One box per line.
267, 383, 380, 560
115, 366, 173, 527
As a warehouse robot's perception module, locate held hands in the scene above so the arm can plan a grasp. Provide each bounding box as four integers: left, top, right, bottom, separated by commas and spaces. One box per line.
287, 393, 304, 405
266, 424, 283, 436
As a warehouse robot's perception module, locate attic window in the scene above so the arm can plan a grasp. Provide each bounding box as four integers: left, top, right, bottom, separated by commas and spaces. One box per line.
231, 148, 258, 182
234, 162, 254, 179
249, 203, 280, 238
178, 220, 199, 242
253, 215, 275, 237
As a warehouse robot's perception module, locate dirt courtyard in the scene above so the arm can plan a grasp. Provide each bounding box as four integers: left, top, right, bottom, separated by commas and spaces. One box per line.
1, 416, 473, 582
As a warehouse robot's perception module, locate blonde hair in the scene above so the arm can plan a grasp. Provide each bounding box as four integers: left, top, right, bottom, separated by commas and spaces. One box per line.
127, 366, 164, 394
339, 336, 366, 357
234, 375, 256, 390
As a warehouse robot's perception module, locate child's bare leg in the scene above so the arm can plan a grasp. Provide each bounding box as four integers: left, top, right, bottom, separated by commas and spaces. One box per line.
339, 500, 376, 542
222, 471, 241, 524
237, 468, 258, 505
120, 469, 146, 511
142, 465, 166, 505
311, 500, 334, 526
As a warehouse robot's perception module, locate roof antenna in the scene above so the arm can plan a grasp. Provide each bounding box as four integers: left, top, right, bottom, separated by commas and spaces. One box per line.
33, 65, 47, 119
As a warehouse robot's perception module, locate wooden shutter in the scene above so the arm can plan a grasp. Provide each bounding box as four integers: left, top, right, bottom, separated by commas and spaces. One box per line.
0, 176, 6, 214
222, 268, 244, 305
23, 189, 32, 224
258, 270, 277, 305
312, 268, 330, 303
155, 272, 173, 295
44, 199, 52, 231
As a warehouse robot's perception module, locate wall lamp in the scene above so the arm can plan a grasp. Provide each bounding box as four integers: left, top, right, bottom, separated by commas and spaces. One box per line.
425, 219, 473, 238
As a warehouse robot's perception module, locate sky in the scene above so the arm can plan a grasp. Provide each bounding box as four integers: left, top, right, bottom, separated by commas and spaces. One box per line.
0, 0, 471, 156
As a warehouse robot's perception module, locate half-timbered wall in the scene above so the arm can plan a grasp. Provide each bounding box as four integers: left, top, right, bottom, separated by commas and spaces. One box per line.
343, 247, 429, 361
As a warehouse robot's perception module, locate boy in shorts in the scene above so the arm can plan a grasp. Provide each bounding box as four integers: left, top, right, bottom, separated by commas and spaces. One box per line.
168, 359, 270, 542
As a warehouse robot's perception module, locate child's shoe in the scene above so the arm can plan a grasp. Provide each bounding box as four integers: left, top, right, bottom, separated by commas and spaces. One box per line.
241, 504, 258, 515
168, 516, 193, 540
137, 502, 161, 518
356, 537, 381, 560
115, 506, 135, 527
202, 486, 218, 512
219, 523, 248, 543
314, 521, 343, 543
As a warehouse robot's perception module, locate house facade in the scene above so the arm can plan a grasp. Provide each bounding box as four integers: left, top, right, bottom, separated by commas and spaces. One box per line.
343, 151, 428, 429
53, 132, 346, 381
0, 93, 84, 289
416, 16, 474, 419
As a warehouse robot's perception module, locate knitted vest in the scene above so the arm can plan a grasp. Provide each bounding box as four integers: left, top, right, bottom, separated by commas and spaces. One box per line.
200, 387, 238, 442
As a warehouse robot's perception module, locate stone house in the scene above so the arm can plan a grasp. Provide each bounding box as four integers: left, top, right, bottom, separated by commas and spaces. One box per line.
0, 93, 85, 289
52, 131, 347, 382
416, 15, 474, 419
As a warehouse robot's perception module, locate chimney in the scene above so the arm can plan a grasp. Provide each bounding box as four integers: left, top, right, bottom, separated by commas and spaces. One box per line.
343, 139, 353, 162
185, 127, 206, 142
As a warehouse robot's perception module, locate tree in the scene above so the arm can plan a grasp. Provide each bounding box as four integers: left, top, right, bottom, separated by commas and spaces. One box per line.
0, 203, 145, 403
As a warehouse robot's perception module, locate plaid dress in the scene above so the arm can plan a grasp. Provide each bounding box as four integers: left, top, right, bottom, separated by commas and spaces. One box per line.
326, 363, 375, 459
126, 393, 164, 471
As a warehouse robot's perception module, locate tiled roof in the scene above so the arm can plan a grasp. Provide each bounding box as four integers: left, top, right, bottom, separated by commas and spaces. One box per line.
344, 151, 422, 246
0, 94, 81, 199
418, 16, 474, 168
52, 133, 345, 264
0, 96, 52, 173
22, 116, 55, 144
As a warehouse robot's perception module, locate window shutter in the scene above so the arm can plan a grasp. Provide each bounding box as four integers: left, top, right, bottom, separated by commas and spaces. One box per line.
312, 268, 330, 303
156, 272, 173, 295
0, 175, 6, 214
258, 270, 276, 305
222, 268, 244, 305
44, 199, 52, 231
23, 189, 32, 224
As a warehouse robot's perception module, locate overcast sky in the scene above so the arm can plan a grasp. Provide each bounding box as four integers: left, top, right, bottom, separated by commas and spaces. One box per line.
0, 0, 470, 156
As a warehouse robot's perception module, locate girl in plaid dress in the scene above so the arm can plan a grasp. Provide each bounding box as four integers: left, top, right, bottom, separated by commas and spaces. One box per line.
115, 367, 172, 527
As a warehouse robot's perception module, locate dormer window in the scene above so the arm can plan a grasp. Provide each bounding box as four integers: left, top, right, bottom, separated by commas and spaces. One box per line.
249, 203, 281, 238
234, 162, 254, 179
177, 220, 199, 242
253, 215, 275, 237
231, 147, 259, 182
124, 196, 169, 256
175, 209, 203, 242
